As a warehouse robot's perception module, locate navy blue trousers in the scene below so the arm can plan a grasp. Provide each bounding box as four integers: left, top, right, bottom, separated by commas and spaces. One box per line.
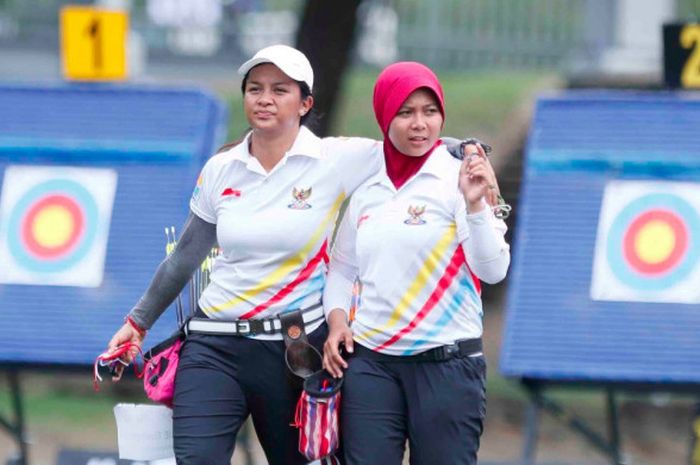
342, 345, 487, 465
172, 323, 328, 465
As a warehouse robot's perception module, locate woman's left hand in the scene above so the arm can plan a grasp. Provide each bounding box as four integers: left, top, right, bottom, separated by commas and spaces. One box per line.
458, 143, 500, 211
323, 309, 354, 378
106, 322, 145, 381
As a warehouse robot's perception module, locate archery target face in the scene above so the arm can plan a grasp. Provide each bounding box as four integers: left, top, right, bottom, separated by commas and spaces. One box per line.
0, 166, 117, 287
591, 180, 700, 304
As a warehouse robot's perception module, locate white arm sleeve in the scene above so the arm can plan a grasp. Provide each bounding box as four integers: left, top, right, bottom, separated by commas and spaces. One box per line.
325, 137, 382, 196
323, 198, 359, 318
455, 195, 510, 284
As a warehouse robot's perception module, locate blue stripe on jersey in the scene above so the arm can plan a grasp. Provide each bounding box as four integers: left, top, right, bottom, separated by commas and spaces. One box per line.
401, 275, 480, 355
282, 273, 325, 312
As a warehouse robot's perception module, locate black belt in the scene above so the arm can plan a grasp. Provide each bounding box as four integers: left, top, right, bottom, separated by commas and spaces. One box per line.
354, 338, 482, 363
186, 303, 324, 337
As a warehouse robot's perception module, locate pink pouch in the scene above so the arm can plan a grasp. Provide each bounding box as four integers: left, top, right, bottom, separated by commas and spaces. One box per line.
143, 331, 184, 408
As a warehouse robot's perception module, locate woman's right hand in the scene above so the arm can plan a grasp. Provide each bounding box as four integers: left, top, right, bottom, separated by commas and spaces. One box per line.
323, 309, 354, 378
459, 142, 500, 211
106, 322, 145, 381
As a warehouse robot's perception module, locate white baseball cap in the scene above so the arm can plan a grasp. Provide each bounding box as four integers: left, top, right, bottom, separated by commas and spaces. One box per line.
238, 44, 314, 92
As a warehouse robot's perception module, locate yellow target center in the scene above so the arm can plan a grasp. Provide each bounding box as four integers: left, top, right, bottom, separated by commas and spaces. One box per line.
31, 205, 74, 248
634, 220, 675, 264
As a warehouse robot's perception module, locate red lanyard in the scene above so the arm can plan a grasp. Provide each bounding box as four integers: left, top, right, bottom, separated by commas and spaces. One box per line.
93, 342, 144, 391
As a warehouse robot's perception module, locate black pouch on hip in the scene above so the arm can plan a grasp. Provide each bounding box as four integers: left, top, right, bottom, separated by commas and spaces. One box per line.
281, 310, 322, 380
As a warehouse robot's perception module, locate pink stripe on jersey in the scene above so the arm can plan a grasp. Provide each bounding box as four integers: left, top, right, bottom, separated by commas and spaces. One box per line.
374, 246, 466, 351
466, 263, 481, 294
239, 240, 328, 319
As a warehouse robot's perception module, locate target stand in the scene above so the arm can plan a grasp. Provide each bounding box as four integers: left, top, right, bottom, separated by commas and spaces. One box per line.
502, 90, 700, 465
0, 83, 227, 465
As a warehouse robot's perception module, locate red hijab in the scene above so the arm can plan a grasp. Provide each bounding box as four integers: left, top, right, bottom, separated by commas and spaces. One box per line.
373, 62, 445, 188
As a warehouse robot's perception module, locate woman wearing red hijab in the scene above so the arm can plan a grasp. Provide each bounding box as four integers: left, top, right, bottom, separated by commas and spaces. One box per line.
322, 62, 510, 465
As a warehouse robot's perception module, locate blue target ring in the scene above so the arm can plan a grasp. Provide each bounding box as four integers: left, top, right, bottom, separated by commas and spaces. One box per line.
606, 193, 700, 291
7, 179, 99, 273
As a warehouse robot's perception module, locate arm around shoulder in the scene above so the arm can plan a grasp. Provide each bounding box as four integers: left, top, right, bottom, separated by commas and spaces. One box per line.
325, 137, 383, 196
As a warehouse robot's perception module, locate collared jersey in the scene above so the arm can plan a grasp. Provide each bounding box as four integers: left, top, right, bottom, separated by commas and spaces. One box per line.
324, 146, 510, 355
190, 126, 382, 338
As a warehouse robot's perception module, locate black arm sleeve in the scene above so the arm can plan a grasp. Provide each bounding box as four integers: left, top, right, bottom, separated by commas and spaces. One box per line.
128, 212, 217, 329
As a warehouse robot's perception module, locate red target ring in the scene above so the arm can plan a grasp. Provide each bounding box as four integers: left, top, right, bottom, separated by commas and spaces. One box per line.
622, 209, 688, 276
20, 195, 85, 260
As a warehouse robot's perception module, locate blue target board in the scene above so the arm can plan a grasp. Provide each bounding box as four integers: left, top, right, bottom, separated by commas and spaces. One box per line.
501, 91, 700, 385
0, 83, 227, 367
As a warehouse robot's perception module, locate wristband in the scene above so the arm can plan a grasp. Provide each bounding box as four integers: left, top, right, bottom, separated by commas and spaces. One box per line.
125, 316, 147, 337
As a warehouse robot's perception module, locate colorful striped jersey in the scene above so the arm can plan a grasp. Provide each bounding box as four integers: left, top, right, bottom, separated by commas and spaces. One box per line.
324, 146, 510, 355
190, 127, 382, 339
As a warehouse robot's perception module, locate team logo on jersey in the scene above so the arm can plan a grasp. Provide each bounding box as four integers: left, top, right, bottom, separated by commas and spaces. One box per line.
404, 205, 426, 225
288, 187, 312, 209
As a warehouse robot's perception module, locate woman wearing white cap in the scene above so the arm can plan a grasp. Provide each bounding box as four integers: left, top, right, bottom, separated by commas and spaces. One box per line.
103, 45, 499, 465
103, 44, 383, 465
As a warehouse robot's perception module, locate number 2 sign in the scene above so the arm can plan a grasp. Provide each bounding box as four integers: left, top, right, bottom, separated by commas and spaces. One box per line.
60, 6, 128, 81
664, 23, 700, 89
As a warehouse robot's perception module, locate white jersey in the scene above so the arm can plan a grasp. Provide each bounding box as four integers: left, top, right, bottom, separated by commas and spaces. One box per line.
323, 146, 510, 355
190, 126, 382, 339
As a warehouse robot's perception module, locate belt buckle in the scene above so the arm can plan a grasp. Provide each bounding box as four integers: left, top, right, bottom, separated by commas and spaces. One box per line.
439, 343, 460, 361
236, 320, 250, 336
236, 320, 252, 336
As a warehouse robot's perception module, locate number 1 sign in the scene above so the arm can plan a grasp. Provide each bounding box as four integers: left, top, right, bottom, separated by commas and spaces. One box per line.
60, 6, 128, 81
